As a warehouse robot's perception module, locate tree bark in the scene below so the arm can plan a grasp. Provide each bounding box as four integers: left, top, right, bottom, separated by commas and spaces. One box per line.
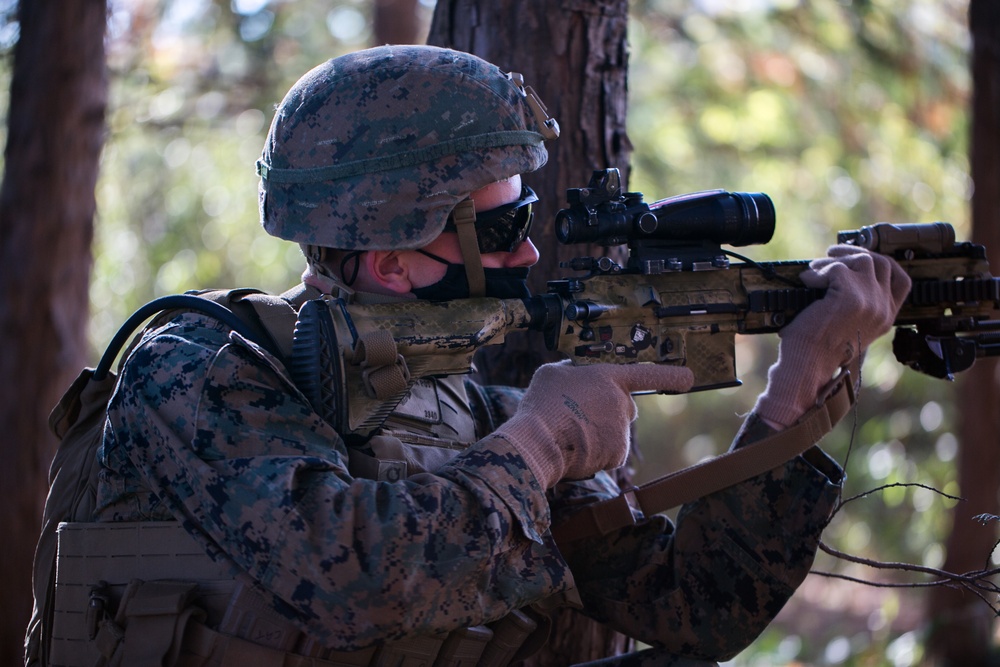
427, 1, 634, 663
373, 0, 422, 45
0, 0, 108, 663
428, 0, 631, 385
926, 1, 1000, 665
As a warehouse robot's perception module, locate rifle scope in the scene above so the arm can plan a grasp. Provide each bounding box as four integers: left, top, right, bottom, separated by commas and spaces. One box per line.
556, 188, 776, 248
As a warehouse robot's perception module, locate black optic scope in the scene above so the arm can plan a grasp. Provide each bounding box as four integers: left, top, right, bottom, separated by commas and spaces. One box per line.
555, 168, 776, 248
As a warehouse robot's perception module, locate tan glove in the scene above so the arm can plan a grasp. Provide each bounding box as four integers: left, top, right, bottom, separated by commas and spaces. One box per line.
754, 245, 911, 428
493, 360, 694, 489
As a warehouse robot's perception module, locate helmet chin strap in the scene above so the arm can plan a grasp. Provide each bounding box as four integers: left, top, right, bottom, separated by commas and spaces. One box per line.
449, 199, 486, 297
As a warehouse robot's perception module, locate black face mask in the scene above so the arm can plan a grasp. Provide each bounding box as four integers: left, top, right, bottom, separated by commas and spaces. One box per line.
410, 253, 531, 301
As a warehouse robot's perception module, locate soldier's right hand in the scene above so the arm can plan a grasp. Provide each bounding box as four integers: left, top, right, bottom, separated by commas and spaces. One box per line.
492, 360, 694, 489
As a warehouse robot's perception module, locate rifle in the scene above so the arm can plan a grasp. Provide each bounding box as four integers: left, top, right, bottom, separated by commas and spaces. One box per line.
290, 168, 1000, 438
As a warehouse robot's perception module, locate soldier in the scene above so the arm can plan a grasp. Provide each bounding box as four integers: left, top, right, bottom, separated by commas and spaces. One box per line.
88, 45, 909, 666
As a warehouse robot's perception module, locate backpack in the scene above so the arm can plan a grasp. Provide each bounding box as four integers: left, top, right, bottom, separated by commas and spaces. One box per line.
24, 289, 299, 667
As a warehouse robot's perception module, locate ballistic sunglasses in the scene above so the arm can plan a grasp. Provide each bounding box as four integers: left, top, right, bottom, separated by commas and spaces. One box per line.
444, 185, 538, 254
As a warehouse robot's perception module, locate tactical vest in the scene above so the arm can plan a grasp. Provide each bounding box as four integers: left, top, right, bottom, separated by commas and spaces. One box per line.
40, 286, 857, 666
42, 287, 551, 667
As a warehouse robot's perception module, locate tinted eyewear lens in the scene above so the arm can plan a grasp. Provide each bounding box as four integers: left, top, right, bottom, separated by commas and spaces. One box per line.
446, 186, 538, 254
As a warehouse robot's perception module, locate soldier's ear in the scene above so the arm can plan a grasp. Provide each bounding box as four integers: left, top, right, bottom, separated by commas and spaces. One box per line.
367, 250, 414, 294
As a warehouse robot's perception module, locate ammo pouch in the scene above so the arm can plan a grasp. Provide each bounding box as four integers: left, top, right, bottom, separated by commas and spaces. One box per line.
91, 580, 204, 667
51, 521, 541, 667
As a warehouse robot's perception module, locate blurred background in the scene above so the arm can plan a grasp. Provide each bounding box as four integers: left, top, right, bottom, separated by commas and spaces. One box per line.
1, 1, 990, 665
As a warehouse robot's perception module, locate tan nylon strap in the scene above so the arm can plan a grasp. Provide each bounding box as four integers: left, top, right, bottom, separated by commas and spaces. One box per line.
184, 620, 499, 667
353, 330, 398, 367
451, 199, 486, 297
235, 294, 299, 361
551, 371, 857, 544
354, 330, 410, 399
278, 282, 321, 307
184, 621, 347, 667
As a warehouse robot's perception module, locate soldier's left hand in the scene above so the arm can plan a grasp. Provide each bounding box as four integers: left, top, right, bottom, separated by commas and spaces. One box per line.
754, 246, 911, 428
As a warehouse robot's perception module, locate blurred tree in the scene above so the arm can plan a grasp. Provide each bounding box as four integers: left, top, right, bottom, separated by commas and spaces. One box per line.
0, 0, 983, 664
0, 0, 107, 664
428, 0, 635, 663
428, 0, 631, 382
374, 0, 420, 44
927, 1, 1000, 665
625, 2, 978, 664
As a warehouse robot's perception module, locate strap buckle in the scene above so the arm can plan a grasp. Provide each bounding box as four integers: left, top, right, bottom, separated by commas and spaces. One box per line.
86, 581, 111, 640
353, 330, 411, 399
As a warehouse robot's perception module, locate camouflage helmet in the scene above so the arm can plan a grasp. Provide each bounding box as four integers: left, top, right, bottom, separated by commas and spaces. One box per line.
257, 45, 559, 250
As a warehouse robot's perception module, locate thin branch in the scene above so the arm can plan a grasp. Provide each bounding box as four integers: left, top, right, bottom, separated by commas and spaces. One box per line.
815, 537, 1000, 616
820, 540, 1000, 582
812, 346, 1000, 617
812, 569, 959, 589
841, 481, 964, 507
811, 569, 1000, 615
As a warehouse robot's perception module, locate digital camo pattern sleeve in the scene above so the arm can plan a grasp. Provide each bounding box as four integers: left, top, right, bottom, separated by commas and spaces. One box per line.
472, 384, 844, 663
96, 313, 576, 651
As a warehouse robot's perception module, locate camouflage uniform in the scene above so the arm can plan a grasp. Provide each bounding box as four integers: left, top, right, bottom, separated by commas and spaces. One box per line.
97, 303, 843, 663
95, 44, 845, 665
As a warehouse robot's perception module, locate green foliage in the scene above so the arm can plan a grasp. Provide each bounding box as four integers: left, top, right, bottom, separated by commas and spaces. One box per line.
0, 0, 978, 664
88, 0, 436, 349
626, 2, 976, 665
627, 0, 970, 259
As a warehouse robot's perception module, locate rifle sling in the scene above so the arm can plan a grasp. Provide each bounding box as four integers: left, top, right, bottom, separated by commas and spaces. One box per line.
550, 371, 856, 545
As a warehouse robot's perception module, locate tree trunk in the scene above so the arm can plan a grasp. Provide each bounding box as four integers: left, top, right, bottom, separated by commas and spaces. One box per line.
373, 0, 422, 46
427, 0, 631, 384
0, 0, 108, 663
427, 1, 634, 663
926, 1, 1000, 665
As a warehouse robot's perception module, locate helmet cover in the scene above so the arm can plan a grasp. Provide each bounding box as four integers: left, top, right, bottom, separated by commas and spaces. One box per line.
257, 45, 555, 250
